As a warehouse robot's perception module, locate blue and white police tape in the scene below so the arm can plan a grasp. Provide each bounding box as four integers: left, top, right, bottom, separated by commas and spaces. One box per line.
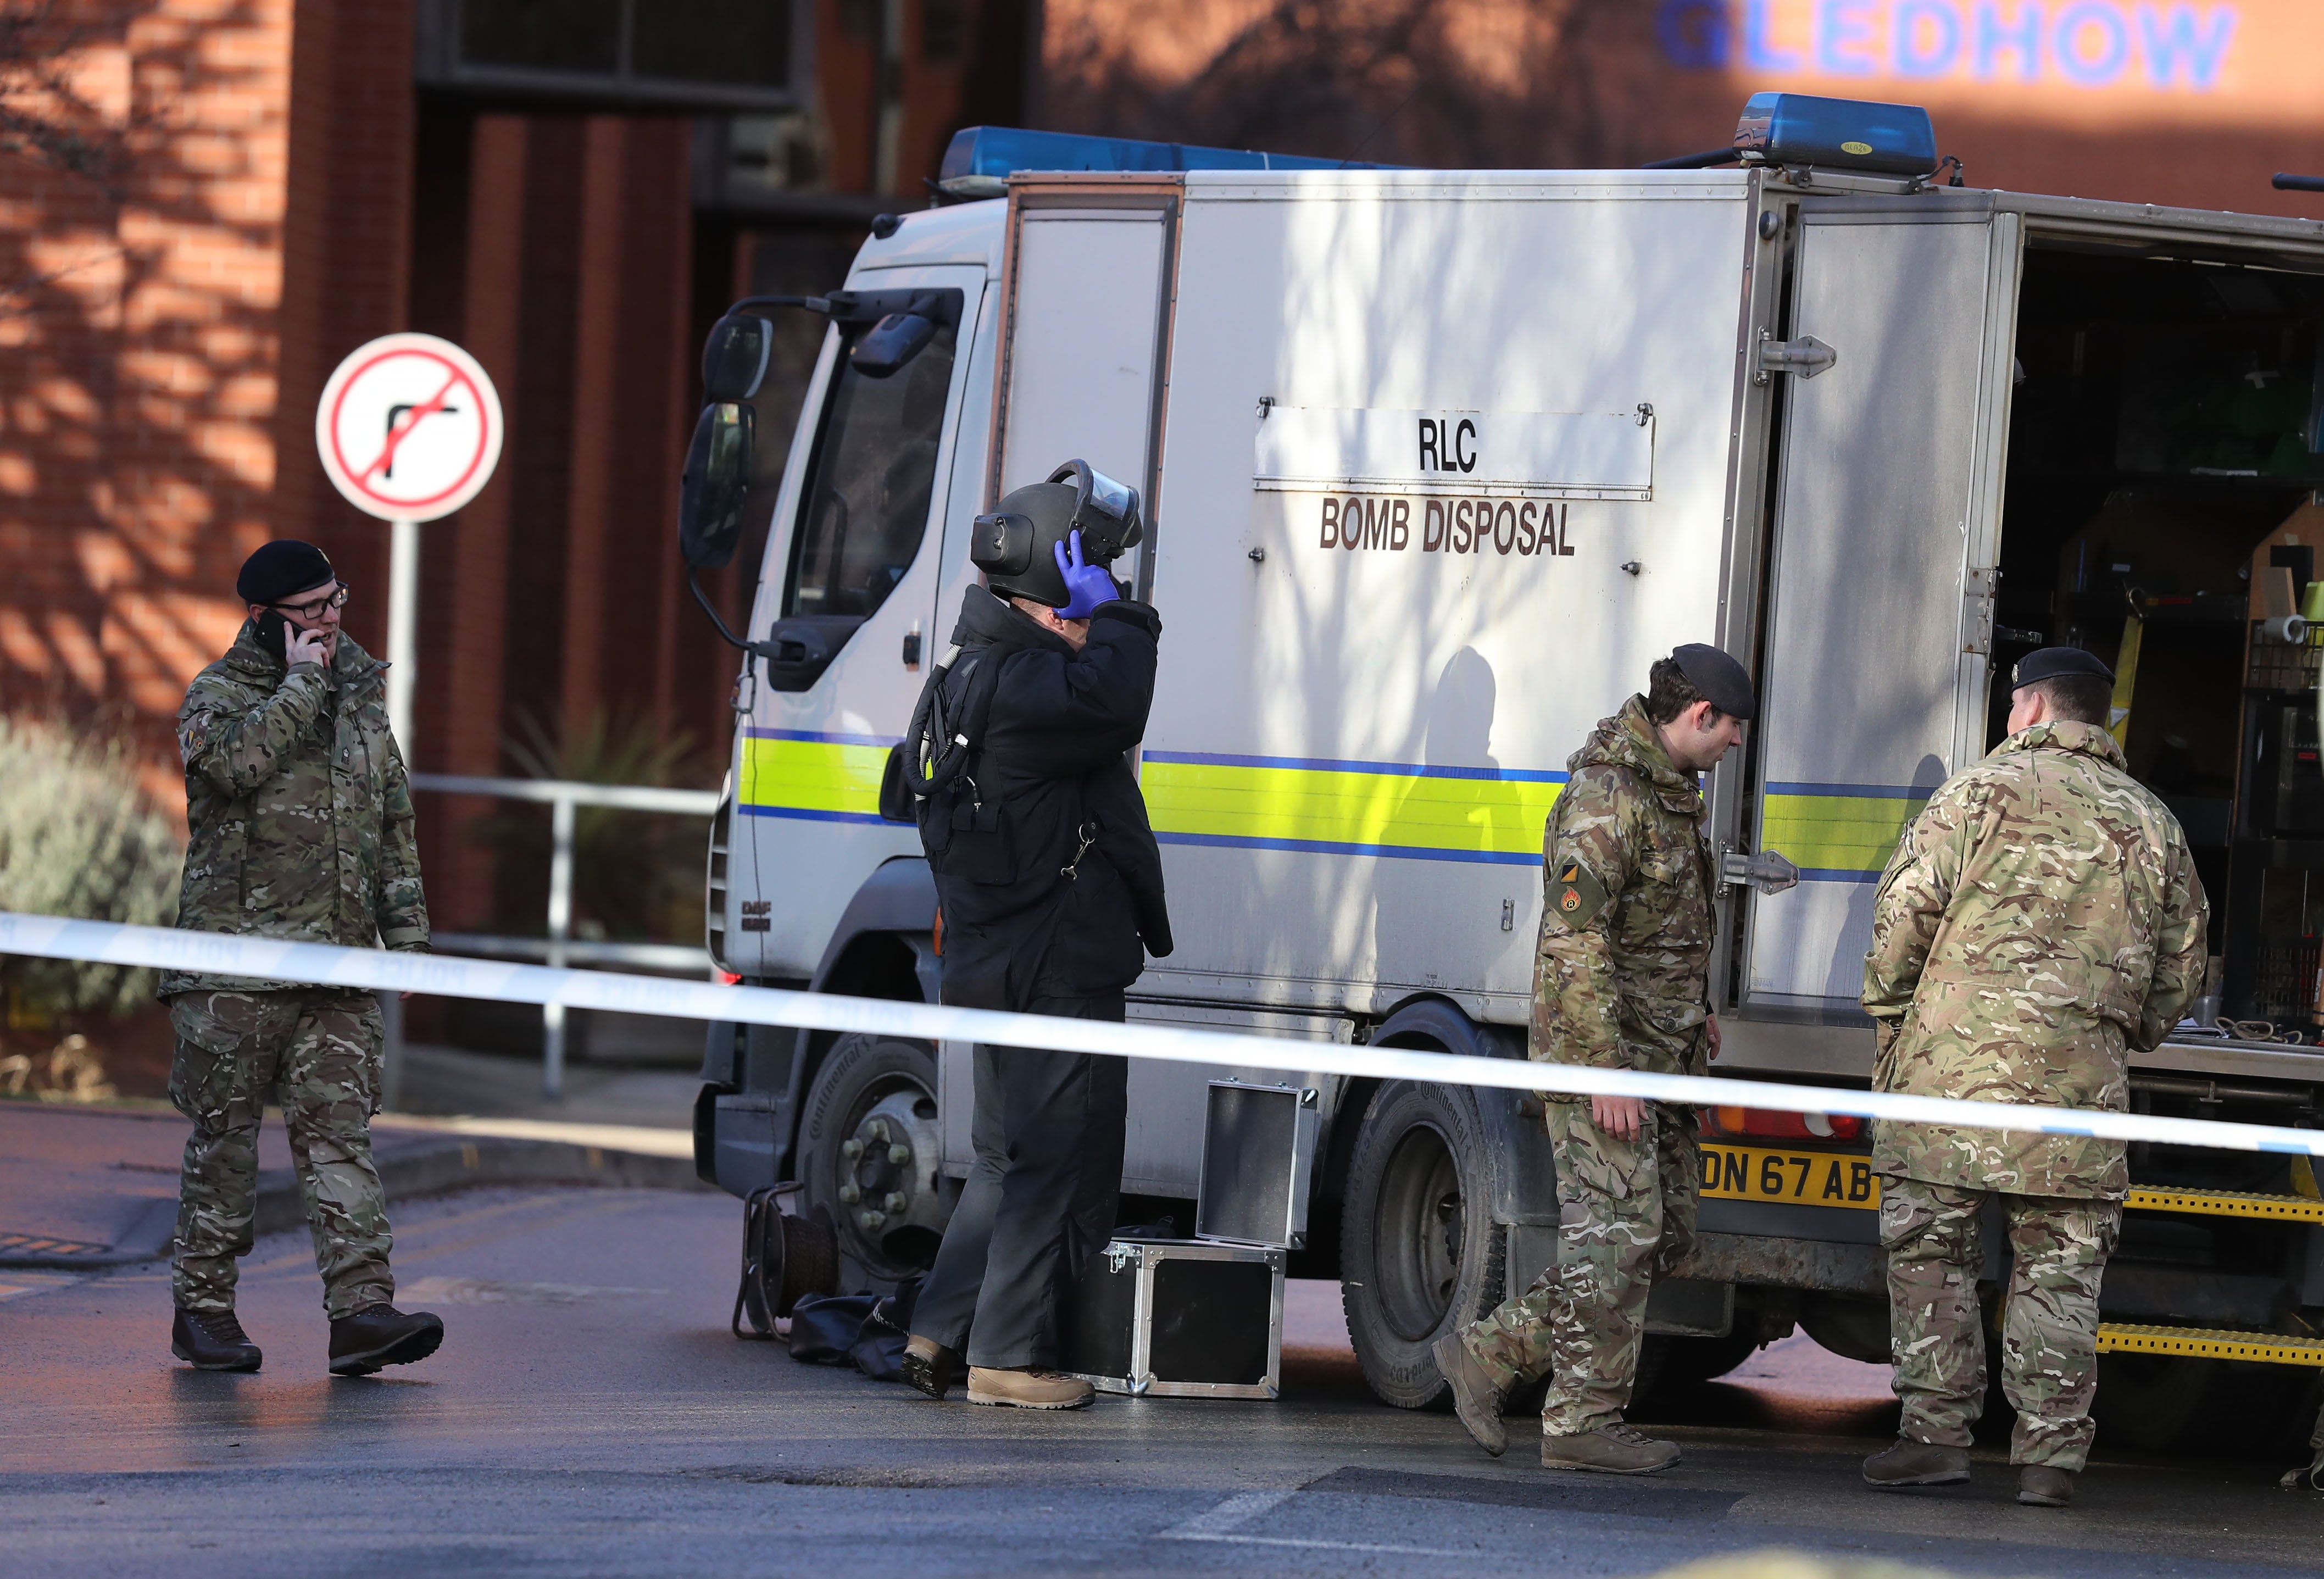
5, 909, 2320, 1159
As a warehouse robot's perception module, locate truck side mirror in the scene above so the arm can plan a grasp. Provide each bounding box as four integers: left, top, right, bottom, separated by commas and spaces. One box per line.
678, 402, 754, 569
850, 312, 935, 378
702, 314, 772, 401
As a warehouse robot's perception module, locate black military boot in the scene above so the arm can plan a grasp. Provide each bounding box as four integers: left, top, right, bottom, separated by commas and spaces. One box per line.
328, 1303, 444, 1376
171, 1307, 262, 1371
1862, 1438, 1971, 1487
900, 1335, 956, 1400
2018, 1465, 2075, 1506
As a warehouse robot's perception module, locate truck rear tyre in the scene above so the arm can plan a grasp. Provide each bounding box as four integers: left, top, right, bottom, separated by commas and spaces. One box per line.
1339, 1080, 1506, 1410
798, 1033, 947, 1290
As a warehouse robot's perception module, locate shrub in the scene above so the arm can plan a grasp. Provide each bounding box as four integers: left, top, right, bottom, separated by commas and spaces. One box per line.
0, 714, 183, 1022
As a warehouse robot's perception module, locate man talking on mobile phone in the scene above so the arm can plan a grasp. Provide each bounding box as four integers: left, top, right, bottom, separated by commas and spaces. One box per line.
160, 539, 443, 1378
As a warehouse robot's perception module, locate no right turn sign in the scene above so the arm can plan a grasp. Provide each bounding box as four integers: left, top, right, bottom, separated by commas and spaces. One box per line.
314, 333, 503, 523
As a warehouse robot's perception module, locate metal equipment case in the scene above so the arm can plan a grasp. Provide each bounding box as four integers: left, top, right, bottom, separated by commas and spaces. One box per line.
1194, 1080, 1319, 1249
1064, 1237, 1286, 1399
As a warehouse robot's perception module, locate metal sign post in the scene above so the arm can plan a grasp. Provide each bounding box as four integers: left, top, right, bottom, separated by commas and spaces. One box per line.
386, 516, 421, 756
314, 332, 504, 1100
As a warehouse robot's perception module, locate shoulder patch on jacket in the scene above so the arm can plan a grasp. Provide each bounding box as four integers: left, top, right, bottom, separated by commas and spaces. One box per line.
1548, 860, 1611, 930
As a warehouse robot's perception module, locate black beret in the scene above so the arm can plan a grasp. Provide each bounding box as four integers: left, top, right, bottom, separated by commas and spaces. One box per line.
237, 540, 335, 605
1672, 643, 1756, 720
2011, 646, 2114, 688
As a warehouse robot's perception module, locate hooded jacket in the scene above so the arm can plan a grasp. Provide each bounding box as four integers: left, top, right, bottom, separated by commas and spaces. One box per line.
1862, 719, 2207, 1199
920, 586, 1171, 1010
1531, 696, 1717, 1081
160, 622, 427, 997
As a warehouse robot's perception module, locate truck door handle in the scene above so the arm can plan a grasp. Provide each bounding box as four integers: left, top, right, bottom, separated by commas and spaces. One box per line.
1755, 333, 1837, 384
1721, 848, 1802, 895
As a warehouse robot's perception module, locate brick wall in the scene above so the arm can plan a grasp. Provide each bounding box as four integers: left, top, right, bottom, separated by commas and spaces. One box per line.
2, 0, 299, 810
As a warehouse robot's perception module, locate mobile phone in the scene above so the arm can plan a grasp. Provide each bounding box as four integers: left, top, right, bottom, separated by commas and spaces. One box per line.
255, 610, 292, 663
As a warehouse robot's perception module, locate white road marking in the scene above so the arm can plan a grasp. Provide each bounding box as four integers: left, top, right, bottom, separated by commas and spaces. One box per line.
1155, 1487, 1470, 1558
1157, 1488, 1295, 1537
399, 1276, 664, 1305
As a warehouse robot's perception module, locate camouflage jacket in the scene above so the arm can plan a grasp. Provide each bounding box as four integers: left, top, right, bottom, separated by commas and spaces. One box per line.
1861, 720, 2206, 1199
160, 623, 427, 997
1532, 696, 1716, 1085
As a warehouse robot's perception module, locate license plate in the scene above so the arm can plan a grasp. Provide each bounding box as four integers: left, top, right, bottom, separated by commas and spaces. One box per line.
1698, 1143, 1881, 1210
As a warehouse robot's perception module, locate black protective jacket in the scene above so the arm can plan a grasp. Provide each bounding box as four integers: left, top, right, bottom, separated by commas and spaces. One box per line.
920, 586, 1172, 1010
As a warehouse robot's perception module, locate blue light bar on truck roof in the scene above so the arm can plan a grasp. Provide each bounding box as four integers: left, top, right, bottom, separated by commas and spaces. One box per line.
936, 125, 1388, 199
1732, 92, 1937, 176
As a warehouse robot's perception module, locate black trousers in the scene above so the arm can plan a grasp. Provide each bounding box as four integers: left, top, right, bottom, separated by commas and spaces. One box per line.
913, 993, 1128, 1370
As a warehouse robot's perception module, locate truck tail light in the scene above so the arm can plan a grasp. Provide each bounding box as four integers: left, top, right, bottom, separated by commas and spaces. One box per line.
1699, 1105, 1863, 1142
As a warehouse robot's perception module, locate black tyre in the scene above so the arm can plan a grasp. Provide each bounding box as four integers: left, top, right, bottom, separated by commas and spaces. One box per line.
1340, 1080, 1506, 1409
798, 1033, 946, 1289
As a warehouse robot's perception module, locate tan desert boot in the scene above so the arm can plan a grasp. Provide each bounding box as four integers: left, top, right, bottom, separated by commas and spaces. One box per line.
965, 1366, 1094, 1409
1539, 1422, 1680, 1475
1431, 1331, 1507, 1456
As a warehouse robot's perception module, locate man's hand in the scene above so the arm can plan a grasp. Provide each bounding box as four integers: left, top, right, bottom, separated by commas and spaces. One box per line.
1052, 530, 1121, 619
285, 621, 330, 667
1591, 1094, 1649, 1142
1705, 1012, 1721, 1061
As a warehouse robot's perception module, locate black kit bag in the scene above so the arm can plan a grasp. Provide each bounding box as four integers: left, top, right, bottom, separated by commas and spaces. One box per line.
787, 1274, 925, 1380
732, 1185, 841, 1339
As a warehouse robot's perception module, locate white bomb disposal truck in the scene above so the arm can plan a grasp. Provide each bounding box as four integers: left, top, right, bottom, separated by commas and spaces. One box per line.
682, 97, 2324, 1445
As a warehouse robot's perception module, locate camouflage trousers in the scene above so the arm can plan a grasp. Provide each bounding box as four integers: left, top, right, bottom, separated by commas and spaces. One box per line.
1458, 1100, 1699, 1436
1882, 1175, 2121, 1471
168, 989, 395, 1320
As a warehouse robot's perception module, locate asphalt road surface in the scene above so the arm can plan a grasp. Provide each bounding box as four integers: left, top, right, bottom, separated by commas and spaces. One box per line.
3, 1182, 2316, 1578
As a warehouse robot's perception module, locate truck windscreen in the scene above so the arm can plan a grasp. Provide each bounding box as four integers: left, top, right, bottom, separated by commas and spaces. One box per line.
782, 318, 959, 621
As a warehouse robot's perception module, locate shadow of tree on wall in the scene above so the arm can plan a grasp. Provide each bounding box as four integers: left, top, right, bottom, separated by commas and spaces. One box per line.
0, 1, 292, 818
1042, 0, 1680, 171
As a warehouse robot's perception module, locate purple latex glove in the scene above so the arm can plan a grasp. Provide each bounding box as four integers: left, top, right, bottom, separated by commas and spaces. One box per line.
1052, 529, 1119, 619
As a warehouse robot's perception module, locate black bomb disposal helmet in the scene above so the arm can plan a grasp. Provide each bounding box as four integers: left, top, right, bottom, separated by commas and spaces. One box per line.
969, 459, 1143, 607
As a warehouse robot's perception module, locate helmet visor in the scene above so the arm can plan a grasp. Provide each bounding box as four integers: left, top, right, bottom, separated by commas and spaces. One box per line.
1046, 459, 1143, 555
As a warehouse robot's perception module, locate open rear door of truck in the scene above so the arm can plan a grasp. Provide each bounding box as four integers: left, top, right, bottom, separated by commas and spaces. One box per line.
987, 175, 1182, 597
1741, 194, 2022, 1021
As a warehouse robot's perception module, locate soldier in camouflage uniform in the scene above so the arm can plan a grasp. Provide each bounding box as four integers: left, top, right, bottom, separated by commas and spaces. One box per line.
1434, 645, 1754, 1475
164, 540, 445, 1377
1860, 646, 2206, 1508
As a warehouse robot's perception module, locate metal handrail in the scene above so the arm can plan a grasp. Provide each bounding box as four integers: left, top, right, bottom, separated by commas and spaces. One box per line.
429, 932, 713, 973
408, 772, 721, 1097
410, 773, 719, 815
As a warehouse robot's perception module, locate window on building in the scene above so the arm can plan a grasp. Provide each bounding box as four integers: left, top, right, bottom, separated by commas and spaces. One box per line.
782, 320, 958, 621
633, 1, 792, 88
460, 0, 620, 73
422, 0, 801, 107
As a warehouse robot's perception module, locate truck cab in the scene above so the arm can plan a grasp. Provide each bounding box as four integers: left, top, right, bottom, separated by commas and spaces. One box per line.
687, 104, 2324, 1448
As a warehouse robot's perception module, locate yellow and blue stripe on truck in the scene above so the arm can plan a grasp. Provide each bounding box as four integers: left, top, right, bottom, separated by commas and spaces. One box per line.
733, 740, 1927, 880
1759, 781, 1932, 883
1140, 751, 1566, 865
737, 728, 900, 825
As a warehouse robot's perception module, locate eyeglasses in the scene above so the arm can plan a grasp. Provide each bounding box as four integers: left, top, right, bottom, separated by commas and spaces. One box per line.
269, 583, 350, 621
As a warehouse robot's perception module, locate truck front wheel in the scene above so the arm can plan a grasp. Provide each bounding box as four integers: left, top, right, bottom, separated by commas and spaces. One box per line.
1339, 1080, 1506, 1409
798, 1033, 947, 1289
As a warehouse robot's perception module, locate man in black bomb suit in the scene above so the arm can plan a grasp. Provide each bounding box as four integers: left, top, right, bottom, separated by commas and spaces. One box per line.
897, 461, 1171, 1410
